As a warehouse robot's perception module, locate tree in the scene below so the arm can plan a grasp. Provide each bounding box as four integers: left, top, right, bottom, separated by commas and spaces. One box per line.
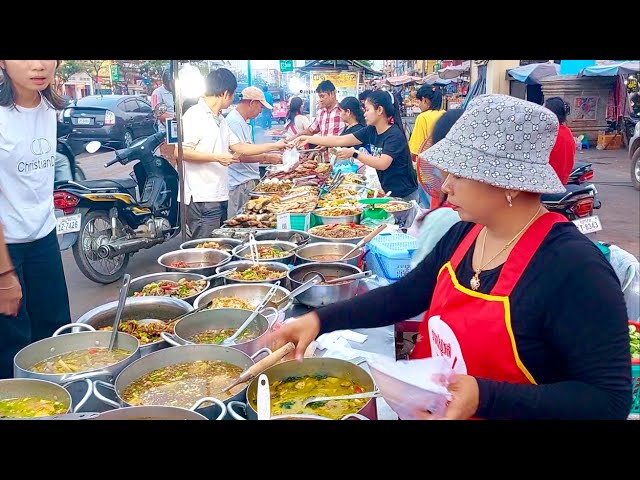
55, 60, 82, 92
81, 60, 109, 91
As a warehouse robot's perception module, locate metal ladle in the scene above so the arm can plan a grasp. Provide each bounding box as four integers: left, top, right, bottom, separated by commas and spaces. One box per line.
301, 270, 372, 285
108, 274, 130, 351
301, 390, 382, 408
339, 224, 387, 261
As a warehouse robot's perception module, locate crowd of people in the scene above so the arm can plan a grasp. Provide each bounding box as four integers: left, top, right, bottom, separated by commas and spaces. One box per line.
0, 60, 634, 420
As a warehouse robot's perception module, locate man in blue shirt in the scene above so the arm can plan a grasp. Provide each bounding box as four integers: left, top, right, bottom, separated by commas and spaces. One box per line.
260, 85, 274, 129
226, 86, 282, 217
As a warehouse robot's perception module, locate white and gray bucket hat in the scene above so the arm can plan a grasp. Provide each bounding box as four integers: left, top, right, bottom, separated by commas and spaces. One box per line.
419, 94, 565, 194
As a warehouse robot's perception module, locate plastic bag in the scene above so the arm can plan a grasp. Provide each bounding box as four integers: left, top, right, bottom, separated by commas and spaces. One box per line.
367, 354, 454, 420
270, 148, 299, 174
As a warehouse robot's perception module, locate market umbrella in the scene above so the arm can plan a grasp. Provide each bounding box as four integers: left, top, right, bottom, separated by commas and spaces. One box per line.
438, 61, 470, 80
385, 74, 422, 86
507, 62, 560, 85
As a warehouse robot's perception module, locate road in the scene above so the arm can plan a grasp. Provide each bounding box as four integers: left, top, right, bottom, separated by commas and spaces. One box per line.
61, 141, 640, 321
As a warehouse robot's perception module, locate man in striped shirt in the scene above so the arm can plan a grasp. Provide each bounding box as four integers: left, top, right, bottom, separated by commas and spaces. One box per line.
289, 80, 344, 160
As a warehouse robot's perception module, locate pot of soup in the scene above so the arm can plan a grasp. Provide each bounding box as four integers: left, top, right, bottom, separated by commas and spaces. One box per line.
161, 308, 276, 357
91, 344, 272, 420
230, 357, 378, 420
294, 242, 362, 267
13, 324, 140, 413
287, 262, 365, 308
76, 296, 193, 356
93, 405, 209, 420
0, 378, 93, 418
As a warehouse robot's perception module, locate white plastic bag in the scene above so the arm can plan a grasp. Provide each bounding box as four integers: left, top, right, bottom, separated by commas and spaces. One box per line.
367, 354, 453, 419
270, 148, 299, 174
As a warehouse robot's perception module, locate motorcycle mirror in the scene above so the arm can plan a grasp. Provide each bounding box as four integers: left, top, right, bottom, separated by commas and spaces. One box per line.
153, 103, 168, 117
85, 141, 102, 154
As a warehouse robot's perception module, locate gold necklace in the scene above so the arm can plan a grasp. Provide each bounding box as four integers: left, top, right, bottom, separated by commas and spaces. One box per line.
470, 205, 543, 291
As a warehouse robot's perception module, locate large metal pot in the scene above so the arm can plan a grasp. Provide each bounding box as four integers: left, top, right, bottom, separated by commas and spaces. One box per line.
127, 272, 211, 305
91, 344, 269, 420
253, 229, 310, 247
13, 324, 140, 413
307, 227, 370, 245
94, 405, 209, 420
179, 237, 243, 252
231, 241, 298, 265
295, 242, 362, 267
230, 358, 378, 420
76, 296, 193, 356
158, 248, 231, 277
381, 198, 414, 227
287, 262, 363, 308
312, 207, 362, 225
193, 283, 293, 325
216, 260, 289, 285
0, 378, 93, 418
161, 308, 276, 357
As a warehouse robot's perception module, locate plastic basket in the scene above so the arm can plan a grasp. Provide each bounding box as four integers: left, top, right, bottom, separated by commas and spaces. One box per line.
631, 321, 640, 416
366, 233, 417, 281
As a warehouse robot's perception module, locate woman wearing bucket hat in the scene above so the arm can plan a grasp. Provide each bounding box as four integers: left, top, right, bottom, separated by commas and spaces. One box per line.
271, 94, 632, 420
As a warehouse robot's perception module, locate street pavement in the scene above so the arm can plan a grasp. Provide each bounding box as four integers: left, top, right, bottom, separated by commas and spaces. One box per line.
62, 138, 639, 320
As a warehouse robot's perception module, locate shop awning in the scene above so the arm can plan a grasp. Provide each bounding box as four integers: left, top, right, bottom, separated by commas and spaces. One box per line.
577, 61, 639, 77
507, 62, 560, 85
384, 74, 422, 86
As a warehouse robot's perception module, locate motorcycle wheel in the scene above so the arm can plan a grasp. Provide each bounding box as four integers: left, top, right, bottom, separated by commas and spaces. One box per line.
75, 165, 86, 181
631, 148, 640, 191
72, 209, 130, 284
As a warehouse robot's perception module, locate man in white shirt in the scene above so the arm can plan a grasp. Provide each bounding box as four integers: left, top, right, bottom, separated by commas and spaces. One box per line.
226, 86, 283, 218
180, 68, 287, 238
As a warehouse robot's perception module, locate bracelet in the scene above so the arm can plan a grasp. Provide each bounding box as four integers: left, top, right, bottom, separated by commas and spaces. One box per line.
0, 268, 15, 278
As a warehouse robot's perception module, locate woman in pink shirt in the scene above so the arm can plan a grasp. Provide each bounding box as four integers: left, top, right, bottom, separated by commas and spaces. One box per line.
544, 97, 575, 185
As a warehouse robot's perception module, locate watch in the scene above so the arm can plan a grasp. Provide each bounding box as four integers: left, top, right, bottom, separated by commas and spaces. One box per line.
352, 149, 359, 159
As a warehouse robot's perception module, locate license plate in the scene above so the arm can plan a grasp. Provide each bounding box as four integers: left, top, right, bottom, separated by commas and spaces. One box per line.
57, 213, 81, 234
573, 215, 602, 234
77, 117, 91, 125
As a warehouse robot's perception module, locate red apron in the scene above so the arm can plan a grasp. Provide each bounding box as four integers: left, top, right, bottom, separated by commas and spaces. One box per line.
410, 212, 567, 386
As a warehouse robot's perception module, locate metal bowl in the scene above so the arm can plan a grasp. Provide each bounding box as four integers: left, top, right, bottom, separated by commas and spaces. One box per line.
253, 229, 310, 247
128, 272, 210, 305
381, 198, 414, 226
231, 241, 298, 264
75, 296, 193, 356
94, 405, 208, 420
0, 378, 74, 417
312, 207, 362, 225
158, 248, 231, 277
215, 260, 289, 285
179, 237, 243, 252
287, 262, 363, 307
194, 282, 293, 314
294, 242, 362, 267
308, 225, 373, 245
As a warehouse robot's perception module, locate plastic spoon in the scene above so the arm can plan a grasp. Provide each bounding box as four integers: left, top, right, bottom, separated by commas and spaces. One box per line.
256, 374, 271, 420
302, 390, 382, 408
108, 274, 130, 351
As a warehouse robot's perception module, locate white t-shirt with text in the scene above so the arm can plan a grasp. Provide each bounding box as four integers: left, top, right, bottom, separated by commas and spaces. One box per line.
0, 98, 57, 243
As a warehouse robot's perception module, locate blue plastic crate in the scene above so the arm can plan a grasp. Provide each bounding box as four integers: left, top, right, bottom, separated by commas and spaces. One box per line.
366, 233, 417, 281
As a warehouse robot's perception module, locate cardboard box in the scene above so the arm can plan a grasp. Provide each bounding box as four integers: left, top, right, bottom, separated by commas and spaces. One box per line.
597, 133, 624, 150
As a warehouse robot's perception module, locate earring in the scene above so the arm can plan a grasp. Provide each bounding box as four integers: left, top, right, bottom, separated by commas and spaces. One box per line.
506, 194, 513, 207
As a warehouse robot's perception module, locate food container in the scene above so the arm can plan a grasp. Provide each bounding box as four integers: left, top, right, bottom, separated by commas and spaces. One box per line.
312, 207, 362, 226
231, 241, 298, 264
294, 242, 362, 267
216, 261, 289, 285
128, 272, 210, 305
253, 229, 310, 247
193, 283, 293, 320
158, 248, 231, 277
287, 262, 365, 307
308, 224, 373, 245
179, 237, 243, 252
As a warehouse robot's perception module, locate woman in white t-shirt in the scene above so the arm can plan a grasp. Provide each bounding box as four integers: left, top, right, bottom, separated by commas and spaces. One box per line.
0, 60, 71, 379
283, 96, 310, 141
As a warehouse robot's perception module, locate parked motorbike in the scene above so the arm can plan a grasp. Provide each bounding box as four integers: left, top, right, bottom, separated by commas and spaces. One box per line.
54, 121, 180, 284
55, 121, 86, 184
566, 161, 594, 185
541, 183, 602, 235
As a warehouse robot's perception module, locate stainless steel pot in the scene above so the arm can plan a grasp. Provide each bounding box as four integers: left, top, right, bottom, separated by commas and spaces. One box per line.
75, 296, 193, 356
229, 358, 378, 420
295, 242, 362, 267
127, 272, 210, 305
193, 283, 293, 317
216, 260, 289, 285
231, 241, 298, 265
382, 198, 414, 226
158, 248, 231, 277
13, 324, 140, 413
287, 262, 363, 308
94, 405, 208, 420
179, 237, 243, 252
0, 378, 93, 418
312, 207, 362, 225
161, 308, 276, 356
253, 229, 310, 247
307, 227, 369, 245
92, 344, 270, 420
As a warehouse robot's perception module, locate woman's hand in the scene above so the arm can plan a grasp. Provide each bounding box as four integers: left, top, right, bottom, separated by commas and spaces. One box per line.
267, 312, 321, 361
293, 136, 311, 148
0, 272, 22, 317
336, 148, 356, 160
410, 374, 479, 420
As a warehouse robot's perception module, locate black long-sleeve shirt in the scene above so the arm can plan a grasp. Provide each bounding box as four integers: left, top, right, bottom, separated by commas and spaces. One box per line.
317, 221, 632, 420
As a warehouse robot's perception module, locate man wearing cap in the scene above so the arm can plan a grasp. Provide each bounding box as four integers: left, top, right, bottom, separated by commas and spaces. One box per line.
226, 86, 283, 218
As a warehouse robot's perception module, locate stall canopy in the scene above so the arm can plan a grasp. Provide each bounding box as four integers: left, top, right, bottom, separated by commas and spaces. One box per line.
383, 74, 422, 86
297, 60, 383, 76
507, 62, 560, 85
577, 61, 640, 77
438, 60, 471, 79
